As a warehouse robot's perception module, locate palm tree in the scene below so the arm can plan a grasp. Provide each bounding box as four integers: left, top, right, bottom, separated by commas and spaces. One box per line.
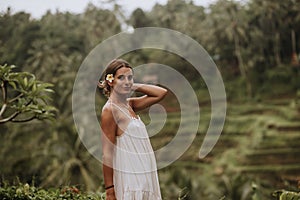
207, 0, 252, 97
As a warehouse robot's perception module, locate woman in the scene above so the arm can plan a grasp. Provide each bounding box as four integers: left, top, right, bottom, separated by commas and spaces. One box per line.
98, 59, 167, 200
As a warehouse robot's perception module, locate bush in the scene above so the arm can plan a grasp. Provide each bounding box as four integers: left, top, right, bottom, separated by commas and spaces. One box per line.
272, 190, 300, 200
0, 182, 105, 200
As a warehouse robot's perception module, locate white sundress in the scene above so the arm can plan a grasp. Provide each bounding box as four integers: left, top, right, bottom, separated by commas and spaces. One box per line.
110, 102, 162, 200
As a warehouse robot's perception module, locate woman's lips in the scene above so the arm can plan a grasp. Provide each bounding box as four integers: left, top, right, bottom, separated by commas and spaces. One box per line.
124, 87, 131, 91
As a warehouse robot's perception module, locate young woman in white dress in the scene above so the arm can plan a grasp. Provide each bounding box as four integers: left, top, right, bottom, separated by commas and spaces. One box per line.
99, 59, 167, 200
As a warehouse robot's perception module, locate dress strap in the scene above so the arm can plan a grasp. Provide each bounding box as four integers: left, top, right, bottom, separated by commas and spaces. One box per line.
109, 101, 132, 119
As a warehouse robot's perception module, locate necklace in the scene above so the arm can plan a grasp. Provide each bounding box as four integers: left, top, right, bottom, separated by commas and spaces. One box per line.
109, 99, 130, 109
109, 99, 139, 120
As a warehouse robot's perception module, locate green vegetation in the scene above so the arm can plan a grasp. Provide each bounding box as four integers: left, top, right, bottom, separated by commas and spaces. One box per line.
0, 182, 105, 200
1, 0, 300, 199
0, 64, 56, 124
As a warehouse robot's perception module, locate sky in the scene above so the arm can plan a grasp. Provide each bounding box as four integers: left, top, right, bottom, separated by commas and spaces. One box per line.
0, 0, 217, 19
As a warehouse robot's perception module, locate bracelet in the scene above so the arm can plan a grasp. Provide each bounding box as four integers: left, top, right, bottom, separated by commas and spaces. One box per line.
105, 185, 114, 190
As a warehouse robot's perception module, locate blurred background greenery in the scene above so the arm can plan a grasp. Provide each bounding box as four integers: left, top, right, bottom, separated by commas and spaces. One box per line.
1, 0, 300, 199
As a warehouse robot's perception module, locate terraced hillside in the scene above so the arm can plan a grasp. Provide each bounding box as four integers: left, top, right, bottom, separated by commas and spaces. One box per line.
147, 99, 300, 199
236, 101, 300, 189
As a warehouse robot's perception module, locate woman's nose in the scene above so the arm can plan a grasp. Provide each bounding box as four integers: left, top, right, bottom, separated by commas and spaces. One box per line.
124, 78, 130, 85
125, 77, 132, 83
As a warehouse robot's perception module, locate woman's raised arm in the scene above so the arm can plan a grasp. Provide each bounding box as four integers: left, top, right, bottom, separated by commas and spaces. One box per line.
129, 83, 168, 111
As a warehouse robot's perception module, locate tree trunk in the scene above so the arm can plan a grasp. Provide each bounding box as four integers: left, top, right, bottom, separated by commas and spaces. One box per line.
234, 31, 252, 98
274, 31, 281, 66
291, 29, 299, 65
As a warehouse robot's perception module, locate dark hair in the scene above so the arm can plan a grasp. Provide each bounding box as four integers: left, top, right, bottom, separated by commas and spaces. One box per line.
98, 59, 132, 97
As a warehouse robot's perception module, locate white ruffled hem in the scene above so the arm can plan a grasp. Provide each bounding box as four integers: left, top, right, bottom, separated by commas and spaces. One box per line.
122, 190, 161, 200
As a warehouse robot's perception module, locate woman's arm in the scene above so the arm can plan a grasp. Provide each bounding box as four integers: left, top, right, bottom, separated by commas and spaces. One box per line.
130, 83, 168, 111
101, 107, 117, 199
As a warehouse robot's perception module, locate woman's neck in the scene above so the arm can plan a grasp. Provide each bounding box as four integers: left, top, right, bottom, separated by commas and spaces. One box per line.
109, 93, 129, 105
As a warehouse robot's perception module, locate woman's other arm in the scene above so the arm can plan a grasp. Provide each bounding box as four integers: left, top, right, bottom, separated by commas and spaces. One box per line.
101, 107, 117, 200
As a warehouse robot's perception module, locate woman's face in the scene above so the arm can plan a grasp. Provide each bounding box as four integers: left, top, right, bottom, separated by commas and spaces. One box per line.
110, 67, 133, 95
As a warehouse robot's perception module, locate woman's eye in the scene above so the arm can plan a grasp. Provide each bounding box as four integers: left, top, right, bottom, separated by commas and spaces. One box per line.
117, 74, 133, 81
117, 75, 125, 80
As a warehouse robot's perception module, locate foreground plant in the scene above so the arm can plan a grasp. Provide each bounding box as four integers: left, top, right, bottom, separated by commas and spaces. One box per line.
0, 182, 106, 200
0, 64, 56, 124
272, 190, 300, 200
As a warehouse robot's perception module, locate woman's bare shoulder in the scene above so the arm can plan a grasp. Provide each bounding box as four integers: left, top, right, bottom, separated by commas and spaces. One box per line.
101, 102, 114, 120
102, 101, 112, 111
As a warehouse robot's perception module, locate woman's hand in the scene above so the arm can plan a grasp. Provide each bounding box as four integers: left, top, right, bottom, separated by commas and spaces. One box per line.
106, 188, 117, 200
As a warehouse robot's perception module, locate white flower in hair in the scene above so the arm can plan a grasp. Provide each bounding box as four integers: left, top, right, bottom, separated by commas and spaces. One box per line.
106, 74, 114, 83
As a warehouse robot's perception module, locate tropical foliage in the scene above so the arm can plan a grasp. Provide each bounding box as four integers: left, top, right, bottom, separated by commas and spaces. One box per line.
0, 64, 55, 124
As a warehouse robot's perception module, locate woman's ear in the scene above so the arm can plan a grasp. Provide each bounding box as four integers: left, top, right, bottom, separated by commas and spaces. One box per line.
107, 80, 113, 87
